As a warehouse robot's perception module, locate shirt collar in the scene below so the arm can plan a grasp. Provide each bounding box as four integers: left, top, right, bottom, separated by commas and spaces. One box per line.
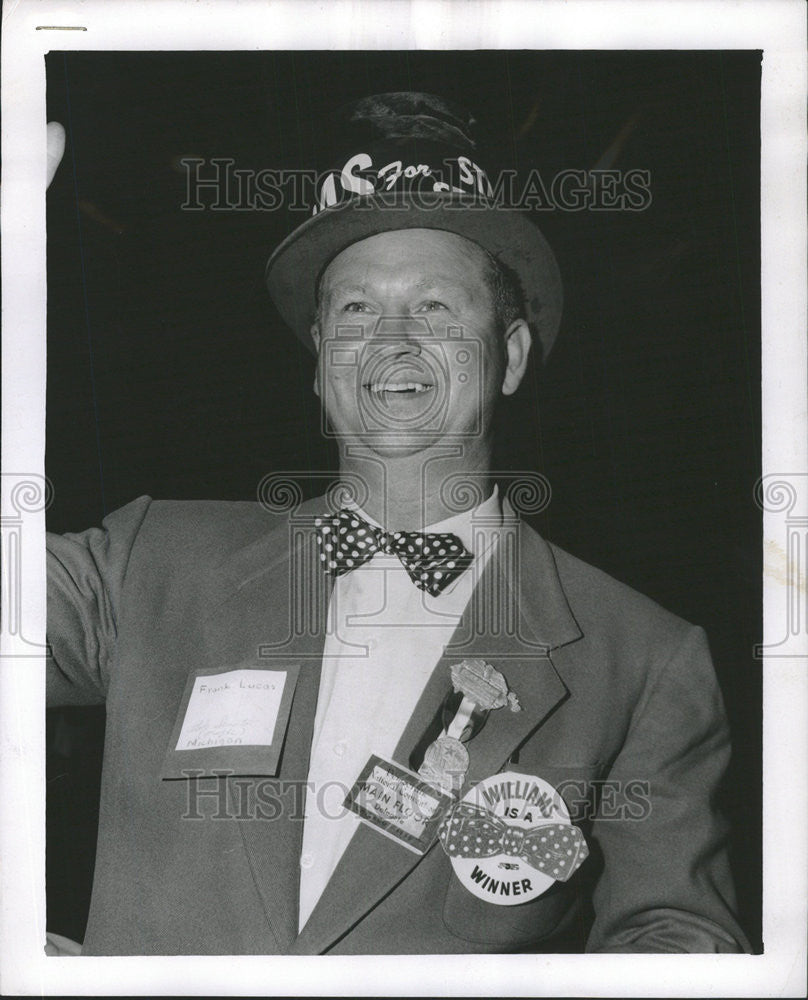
348, 483, 502, 556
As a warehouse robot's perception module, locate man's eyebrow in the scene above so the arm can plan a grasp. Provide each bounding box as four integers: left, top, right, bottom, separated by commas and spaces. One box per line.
413, 277, 471, 299
322, 277, 472, 301
323, 283, 368, 298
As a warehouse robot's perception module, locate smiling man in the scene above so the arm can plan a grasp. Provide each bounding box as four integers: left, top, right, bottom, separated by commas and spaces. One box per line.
45, 92, 751, 954
310, 228, 529, 525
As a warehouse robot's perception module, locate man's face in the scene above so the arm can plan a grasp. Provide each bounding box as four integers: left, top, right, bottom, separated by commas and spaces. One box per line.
311, 229, 530, 458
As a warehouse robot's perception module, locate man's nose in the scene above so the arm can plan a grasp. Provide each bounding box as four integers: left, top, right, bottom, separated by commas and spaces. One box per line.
369, 314, 435, 350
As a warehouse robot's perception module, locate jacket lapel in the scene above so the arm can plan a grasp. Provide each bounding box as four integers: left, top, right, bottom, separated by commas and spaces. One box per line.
291, 511, 583, 955
201, 496, 332, 953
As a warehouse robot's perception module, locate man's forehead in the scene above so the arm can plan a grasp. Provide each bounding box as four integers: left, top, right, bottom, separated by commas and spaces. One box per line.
319, 229, 491, 291
323, 275, 475, 295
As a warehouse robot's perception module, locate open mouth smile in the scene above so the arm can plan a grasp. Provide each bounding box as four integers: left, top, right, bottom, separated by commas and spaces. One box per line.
364, 382, 434, 394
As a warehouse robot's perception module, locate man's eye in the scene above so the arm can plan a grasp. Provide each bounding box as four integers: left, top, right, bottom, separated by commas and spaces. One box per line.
342, 301, 370, 313
418, 300, 448, 312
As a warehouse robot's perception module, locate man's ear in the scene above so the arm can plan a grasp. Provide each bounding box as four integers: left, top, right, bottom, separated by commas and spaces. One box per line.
501, 318, 532, 396
310, 324, 321, 398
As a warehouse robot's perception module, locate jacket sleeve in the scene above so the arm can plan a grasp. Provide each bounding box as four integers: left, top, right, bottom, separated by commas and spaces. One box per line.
585, 625, 752, 953
46, 496, 153, 707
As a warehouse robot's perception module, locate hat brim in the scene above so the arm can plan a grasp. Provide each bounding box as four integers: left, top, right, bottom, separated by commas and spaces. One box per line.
265, 194, 563, 362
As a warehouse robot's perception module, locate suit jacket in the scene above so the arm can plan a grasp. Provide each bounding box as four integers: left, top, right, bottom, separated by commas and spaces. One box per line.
46, 494, 751, 955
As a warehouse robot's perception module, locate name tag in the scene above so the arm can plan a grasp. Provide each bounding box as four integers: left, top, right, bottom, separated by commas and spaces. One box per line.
344, 755, 453, 854
162, 664, 299, 779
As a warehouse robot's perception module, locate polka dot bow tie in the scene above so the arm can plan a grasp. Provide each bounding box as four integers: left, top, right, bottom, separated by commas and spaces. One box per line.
314, 508, 474, 597
438, 802, 589, 882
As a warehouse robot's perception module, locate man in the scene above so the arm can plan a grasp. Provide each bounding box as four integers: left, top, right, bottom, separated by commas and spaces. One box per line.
46, 92, 750, 954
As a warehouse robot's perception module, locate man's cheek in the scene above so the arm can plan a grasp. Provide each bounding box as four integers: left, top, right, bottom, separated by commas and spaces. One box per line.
321, 369, 363, 417
329, 368, 361, 393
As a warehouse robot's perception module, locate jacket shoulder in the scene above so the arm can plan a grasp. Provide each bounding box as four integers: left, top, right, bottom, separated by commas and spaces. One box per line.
545, 538, 699, 649
146, 496, 283, 533
115, 495, 289, 566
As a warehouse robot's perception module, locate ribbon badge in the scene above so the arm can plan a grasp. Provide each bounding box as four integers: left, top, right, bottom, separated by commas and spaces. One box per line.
418, 659, 520, 798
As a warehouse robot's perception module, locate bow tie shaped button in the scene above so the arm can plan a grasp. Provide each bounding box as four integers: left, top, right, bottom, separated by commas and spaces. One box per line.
438, 802, 589, 882
315, 508, 474, 597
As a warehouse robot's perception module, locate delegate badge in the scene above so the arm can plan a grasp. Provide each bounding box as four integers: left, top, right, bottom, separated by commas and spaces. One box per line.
344, 755, 454, 855
438, 770, 588, 905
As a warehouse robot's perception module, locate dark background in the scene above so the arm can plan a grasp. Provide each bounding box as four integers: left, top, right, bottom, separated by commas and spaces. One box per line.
45, 50, 762, 949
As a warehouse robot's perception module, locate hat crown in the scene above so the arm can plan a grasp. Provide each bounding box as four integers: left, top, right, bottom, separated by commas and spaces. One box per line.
339, 92, 478, 151
313, 92, 494, 216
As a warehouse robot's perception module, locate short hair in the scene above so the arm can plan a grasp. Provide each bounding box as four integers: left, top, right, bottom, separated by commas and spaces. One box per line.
482, 248, 525, 336
313, 239, 526, 337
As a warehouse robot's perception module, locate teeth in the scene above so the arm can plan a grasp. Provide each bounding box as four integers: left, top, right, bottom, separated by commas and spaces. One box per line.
366, 382, 432, 393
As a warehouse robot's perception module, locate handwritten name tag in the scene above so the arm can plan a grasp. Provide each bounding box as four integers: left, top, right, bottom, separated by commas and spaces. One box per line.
176, 670, 286, 750
162, 664, 299, 779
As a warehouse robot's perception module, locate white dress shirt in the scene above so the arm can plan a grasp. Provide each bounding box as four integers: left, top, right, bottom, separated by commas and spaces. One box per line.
297, 487, 503, 931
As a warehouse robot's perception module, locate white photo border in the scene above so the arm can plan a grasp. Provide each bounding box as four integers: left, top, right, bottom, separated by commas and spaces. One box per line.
1, 0, 805, 996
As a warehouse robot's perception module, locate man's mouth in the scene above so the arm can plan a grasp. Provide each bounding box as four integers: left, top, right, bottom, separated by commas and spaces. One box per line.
364, 381, 434, 394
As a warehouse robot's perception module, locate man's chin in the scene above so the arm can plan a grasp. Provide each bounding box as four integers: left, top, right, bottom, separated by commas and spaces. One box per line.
339, 429, 446, 459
